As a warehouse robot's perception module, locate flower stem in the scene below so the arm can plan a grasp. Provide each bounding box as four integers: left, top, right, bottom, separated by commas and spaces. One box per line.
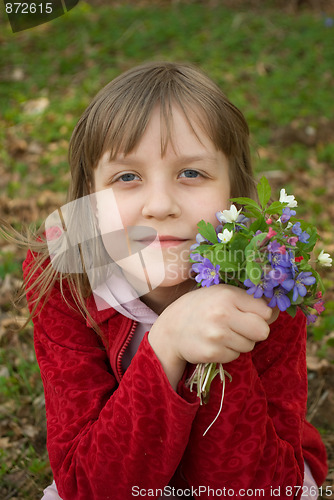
186, 362, 232, 435
203, 368, 227, 436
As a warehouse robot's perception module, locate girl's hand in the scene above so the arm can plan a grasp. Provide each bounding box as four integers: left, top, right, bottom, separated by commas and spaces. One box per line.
148, 285, 273, 390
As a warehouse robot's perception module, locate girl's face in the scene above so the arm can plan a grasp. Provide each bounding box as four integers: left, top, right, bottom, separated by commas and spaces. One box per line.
93, 105, 231, 310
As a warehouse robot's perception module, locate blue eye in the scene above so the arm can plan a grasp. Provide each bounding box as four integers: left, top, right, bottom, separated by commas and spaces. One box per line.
180, 170, 200, 178
117, 173, 140, 182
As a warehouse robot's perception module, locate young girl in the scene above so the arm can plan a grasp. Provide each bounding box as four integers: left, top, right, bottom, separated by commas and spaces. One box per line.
21, 61, 327, 500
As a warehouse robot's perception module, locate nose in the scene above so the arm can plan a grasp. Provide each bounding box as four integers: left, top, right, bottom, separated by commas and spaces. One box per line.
141, 181, 181, 220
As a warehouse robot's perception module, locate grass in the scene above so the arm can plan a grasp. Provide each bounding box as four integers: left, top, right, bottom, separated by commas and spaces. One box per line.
0, 2, 333, 497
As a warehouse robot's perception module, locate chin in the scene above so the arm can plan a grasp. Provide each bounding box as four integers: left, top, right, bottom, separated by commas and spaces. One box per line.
149, 264, 196, 293
160, 263, 193, 285
121, 261, 193, 293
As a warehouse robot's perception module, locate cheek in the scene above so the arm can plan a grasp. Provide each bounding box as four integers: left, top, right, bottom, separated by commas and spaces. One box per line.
94, 188, 125, 234
193, 192, 230, 228
106, 190, 138, 229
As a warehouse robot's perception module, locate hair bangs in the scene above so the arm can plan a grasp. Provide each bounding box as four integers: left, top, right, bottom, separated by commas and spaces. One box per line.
69, 61, 255, 200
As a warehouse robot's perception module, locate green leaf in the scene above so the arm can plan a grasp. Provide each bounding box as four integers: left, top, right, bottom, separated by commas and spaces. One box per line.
311, 269, 325, 294
229, 196, 254, 205
211, 246, 241, 271
246, 260, 262, 285
230, 197, 262, 213
230, 232, 248, 257
189, 245, 213, 258
197, 220, 218, 244
245, 232, 267, 253
290, 294, 304, 305
249, 216, 267, 233
296, 252, 311, 267
257, 176, 271, 209
221, 222, 235, 232
242, 208, 263, 219
286, 305, 298, 318
218, 260, 240, 272
300, 227, 318, 252
266, 201, 288, 215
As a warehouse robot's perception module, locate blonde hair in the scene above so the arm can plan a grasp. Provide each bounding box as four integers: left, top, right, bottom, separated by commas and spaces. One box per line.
4, 61, 256, 331
69, 60, 255, 200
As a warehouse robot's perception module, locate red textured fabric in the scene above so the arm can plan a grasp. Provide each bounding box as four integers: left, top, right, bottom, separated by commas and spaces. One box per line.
23, 251, 327, 500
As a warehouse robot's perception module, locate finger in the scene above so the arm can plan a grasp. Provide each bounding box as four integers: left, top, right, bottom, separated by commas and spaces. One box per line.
266, 305, 279, 325
207, 346, 241, 365
232, 288, 272, 321
220, 330, 256, 355
228, 309, 270, 343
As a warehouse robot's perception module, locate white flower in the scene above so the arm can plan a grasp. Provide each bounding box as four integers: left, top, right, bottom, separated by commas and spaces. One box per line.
216, 204, 242, 223
217, 228, 234, 244
279, 188, 298, 208
318, 250, 332, 267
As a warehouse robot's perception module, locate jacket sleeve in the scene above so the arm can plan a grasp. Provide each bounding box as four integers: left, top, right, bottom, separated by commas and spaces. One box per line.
180, 310, 326, 500
23, 252, 200, 500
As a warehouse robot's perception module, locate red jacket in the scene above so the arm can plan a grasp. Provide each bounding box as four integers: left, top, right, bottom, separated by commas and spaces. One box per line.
23, 251, 327, 500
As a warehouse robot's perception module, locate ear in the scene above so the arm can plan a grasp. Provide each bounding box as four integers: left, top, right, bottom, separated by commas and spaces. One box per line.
87, 177, 94, 195
89, 191, 100, 232
85, 174, 98, 214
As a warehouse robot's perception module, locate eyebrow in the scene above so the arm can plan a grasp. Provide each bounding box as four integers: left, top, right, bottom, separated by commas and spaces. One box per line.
102, 154, 219, 169
171, 155, 219, 167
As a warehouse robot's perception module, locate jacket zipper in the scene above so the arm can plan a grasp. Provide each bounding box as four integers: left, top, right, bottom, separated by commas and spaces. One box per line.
116, 320, 138, 381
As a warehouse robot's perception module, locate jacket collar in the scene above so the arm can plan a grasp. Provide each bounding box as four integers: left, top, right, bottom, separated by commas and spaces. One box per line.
85, 293, 119, 327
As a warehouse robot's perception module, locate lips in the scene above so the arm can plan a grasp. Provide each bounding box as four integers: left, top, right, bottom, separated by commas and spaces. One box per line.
158, 235, 187, 242
135, 234, 189, 249
138, 235, 187, 242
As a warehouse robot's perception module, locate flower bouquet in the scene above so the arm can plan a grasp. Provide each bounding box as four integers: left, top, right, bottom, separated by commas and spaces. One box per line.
186, 177, 332, 434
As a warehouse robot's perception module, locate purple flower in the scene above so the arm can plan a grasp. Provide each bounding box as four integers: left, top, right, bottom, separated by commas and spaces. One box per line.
290, 224, 309, 243
192, 258, 220, 287
268, 267, 288, 284
269, 251, 291, 270
190, 253, 204, 262
306, 314, 317, 325
268, 286, 291, 311
287, 236, 298, 246
244, 274, 277, 299
196, 233, 207, 244
234, 214, 249, 228
244, 278, 264, 298
267, 239, 281, 253
189, 233, 210, 251
190, 243, 200, 251
282, 271, 316, 302
280, 207, 296, 223
292, 222, 302, 236
299, 231, 310, 243
287, 249, 298, 278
